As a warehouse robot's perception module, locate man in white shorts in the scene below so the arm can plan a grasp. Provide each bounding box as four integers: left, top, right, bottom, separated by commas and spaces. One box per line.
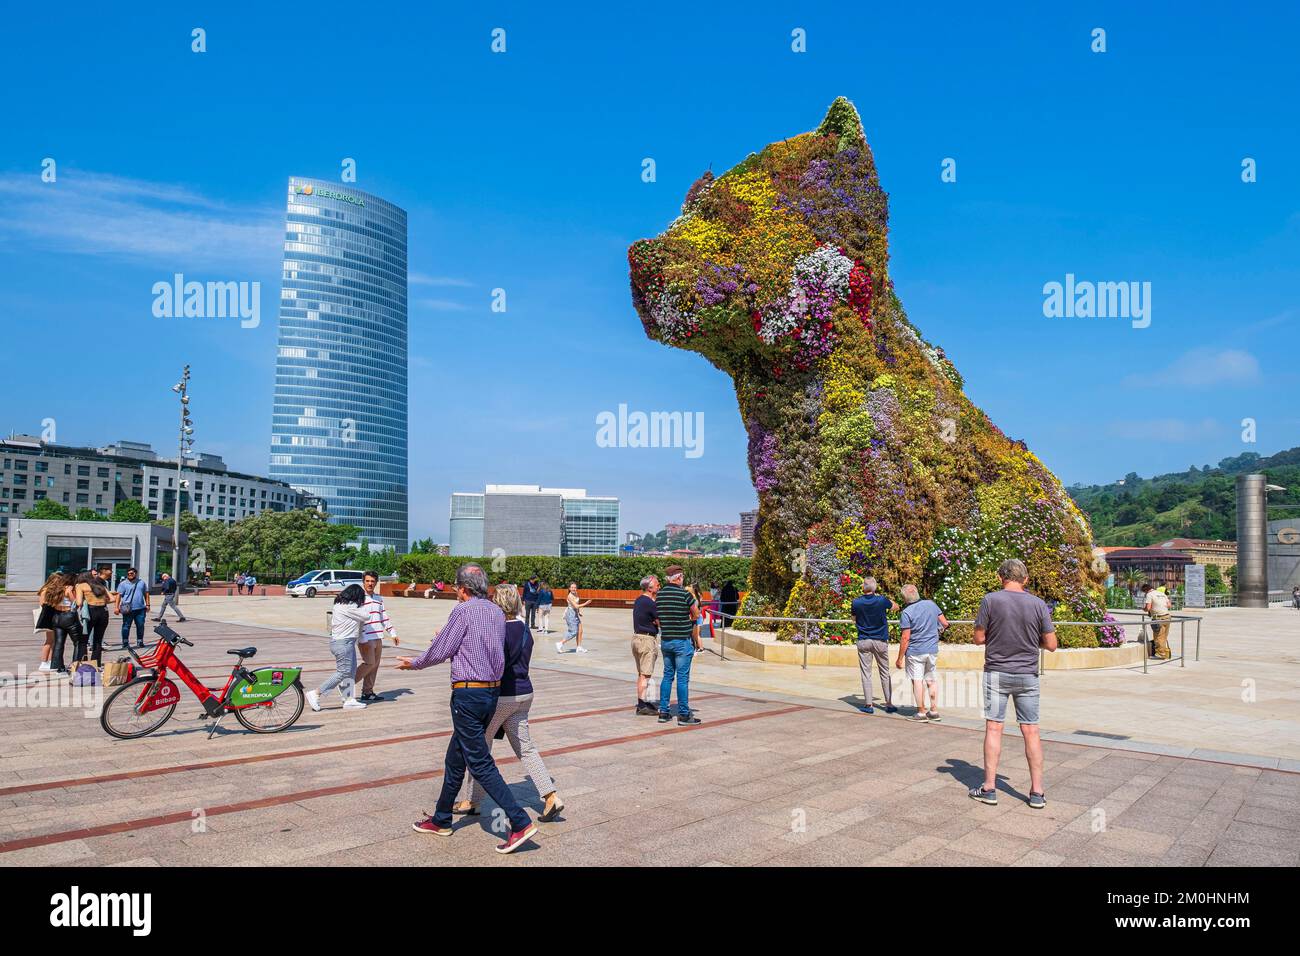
894, 584, 948, 722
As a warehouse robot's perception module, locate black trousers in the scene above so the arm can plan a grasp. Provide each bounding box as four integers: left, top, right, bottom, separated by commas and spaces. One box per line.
85, 605, 109, 666
50, 616, 84, 672
431, 687, 530, 832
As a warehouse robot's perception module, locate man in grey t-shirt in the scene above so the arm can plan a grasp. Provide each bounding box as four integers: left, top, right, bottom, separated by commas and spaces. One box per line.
969, 559, 1057, 810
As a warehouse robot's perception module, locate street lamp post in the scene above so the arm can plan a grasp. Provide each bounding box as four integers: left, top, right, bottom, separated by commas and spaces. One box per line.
171, 366, 194, 586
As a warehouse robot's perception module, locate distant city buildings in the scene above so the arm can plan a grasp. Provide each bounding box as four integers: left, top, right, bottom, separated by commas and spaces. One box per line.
1105, 547, 1195, 590
0, 435, 316, 537
666, 522, 740, 539
1155, 537, 1236, 574
448, 485, 620, 556
740, 509, 758, 558
269, 176, 409, 553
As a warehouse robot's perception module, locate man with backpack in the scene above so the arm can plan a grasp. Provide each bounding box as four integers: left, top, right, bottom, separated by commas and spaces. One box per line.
154, 572, 187, 622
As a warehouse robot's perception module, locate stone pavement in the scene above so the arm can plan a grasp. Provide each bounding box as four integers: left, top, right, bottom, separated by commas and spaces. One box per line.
1, 597, 1297, 867
172, 594, 1300, 766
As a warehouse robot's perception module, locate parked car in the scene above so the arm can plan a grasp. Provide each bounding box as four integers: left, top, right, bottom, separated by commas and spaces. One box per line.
286, 569, 367, 598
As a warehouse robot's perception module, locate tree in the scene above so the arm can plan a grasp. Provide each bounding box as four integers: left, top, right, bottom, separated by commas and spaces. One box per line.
1115, 567, 1146, 601
220, 508, 361, 580
1204, 564, 1227, 594
75, 508, 107, 521
110, 499, 153, 523
25, 500, 72, 520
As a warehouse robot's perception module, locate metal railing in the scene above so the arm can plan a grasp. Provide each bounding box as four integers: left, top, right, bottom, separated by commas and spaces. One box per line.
711, 610, 1201, 673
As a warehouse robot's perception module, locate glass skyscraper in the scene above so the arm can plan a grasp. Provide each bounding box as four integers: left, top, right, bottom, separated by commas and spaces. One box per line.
269, 177, 408, 552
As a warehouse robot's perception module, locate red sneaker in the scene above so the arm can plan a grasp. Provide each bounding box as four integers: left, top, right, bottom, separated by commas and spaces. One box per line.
411, 817, 452, 836
495, 822, 537, 854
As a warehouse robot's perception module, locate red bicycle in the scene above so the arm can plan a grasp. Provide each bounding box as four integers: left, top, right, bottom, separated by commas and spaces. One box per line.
99, 622, 305, 739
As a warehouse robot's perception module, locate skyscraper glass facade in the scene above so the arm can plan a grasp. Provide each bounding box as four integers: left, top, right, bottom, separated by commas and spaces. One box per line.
269, 177, 408, 552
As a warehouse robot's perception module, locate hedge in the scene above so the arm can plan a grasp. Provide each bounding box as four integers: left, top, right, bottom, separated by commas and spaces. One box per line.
397, 554, 751, 592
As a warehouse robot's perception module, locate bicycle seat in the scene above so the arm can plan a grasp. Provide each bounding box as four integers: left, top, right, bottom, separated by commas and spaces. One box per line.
226, 647, 257, 658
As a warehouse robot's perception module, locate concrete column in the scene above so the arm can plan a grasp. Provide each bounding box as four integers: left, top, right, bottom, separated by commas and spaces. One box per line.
1236, 474, 1269, 607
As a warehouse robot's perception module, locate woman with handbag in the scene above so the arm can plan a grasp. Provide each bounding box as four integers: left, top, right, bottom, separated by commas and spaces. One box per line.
46, 573, 84, 677
34, 573, 64, 673
451, 584, 565, 822
75, 571, 111, 667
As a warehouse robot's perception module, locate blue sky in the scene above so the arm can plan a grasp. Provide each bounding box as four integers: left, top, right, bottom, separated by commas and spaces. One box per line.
2, 2, 1297, 542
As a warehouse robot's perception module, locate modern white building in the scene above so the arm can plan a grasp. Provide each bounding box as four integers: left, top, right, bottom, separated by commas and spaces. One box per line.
447, 485, 620, 557
5, 518, 187, 592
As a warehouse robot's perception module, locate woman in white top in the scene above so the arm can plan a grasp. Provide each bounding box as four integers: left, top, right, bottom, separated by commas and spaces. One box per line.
306, 584, 370, 712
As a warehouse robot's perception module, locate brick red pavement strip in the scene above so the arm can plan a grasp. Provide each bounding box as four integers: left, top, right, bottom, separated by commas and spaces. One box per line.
0, 704, 808, 854
11, 658, 344, 681
0, 693, 729, 797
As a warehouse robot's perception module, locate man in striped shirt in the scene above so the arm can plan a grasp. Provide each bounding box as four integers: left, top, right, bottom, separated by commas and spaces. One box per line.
356, 571, 399, 702
654, 565, 701, 725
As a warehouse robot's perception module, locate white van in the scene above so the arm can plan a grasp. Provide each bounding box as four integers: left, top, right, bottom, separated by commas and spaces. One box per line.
285, 569, 367, 598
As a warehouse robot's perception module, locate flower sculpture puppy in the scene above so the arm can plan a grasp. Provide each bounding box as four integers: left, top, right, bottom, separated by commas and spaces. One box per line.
628, 98, 1112, 644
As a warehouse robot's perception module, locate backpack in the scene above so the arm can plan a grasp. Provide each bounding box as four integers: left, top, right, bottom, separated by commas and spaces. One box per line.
72, 661, 100, 686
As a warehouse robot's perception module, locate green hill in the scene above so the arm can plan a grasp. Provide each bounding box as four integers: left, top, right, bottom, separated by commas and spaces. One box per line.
1068, 448, 1300, 546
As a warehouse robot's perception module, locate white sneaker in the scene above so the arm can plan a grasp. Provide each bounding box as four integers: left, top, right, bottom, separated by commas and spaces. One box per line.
306, 689, 321, 712
37, 661, 51, 672
555, 641, 564, 653
342, 698, 367, 710
575, 646, 589, 654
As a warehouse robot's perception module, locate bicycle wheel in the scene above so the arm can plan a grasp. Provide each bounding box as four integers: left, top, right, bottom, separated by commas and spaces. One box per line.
100, 676, 177, 740
233, 680, 305, 733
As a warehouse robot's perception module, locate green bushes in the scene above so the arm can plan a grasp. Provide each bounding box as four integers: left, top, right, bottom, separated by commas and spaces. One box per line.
396, 554, 751, 592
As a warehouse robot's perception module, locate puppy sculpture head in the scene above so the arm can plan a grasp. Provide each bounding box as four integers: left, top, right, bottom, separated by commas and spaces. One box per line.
629, 99, 1110, 640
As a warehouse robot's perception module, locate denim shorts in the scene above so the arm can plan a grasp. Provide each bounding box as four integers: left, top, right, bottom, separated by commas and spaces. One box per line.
982, 671, 1040, 724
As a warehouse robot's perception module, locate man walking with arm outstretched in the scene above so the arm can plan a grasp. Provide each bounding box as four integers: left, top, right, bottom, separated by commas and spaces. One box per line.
398, 563, 537, 854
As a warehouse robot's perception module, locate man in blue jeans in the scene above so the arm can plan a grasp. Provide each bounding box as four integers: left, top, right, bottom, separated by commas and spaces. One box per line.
655, 565, 701, 725
114, 567, 150, 649
398, 563, 537, 855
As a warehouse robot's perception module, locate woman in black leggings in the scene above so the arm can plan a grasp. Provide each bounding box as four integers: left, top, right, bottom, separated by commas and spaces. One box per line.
45, 573, 84, 676
75, 571, 110, 666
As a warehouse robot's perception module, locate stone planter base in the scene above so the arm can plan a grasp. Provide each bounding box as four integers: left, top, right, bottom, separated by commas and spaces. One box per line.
720, 630, 1145, 670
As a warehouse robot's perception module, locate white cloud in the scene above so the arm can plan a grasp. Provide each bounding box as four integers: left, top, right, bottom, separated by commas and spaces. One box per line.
415, 298, 470, 312
0, 169, 281, 269
409, 273, 472, 287
1121, 348, 1260, 389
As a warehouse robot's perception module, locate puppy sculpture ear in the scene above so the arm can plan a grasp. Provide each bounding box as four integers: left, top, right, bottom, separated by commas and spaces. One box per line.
817, 96, 867, 150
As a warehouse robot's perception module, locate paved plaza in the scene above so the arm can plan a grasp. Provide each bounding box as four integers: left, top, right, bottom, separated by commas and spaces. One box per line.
0, 596, 1298, 867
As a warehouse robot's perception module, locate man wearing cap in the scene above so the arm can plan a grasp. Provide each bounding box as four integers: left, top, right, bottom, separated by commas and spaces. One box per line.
631, 574, 661, 715
655, 565, 701, 725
